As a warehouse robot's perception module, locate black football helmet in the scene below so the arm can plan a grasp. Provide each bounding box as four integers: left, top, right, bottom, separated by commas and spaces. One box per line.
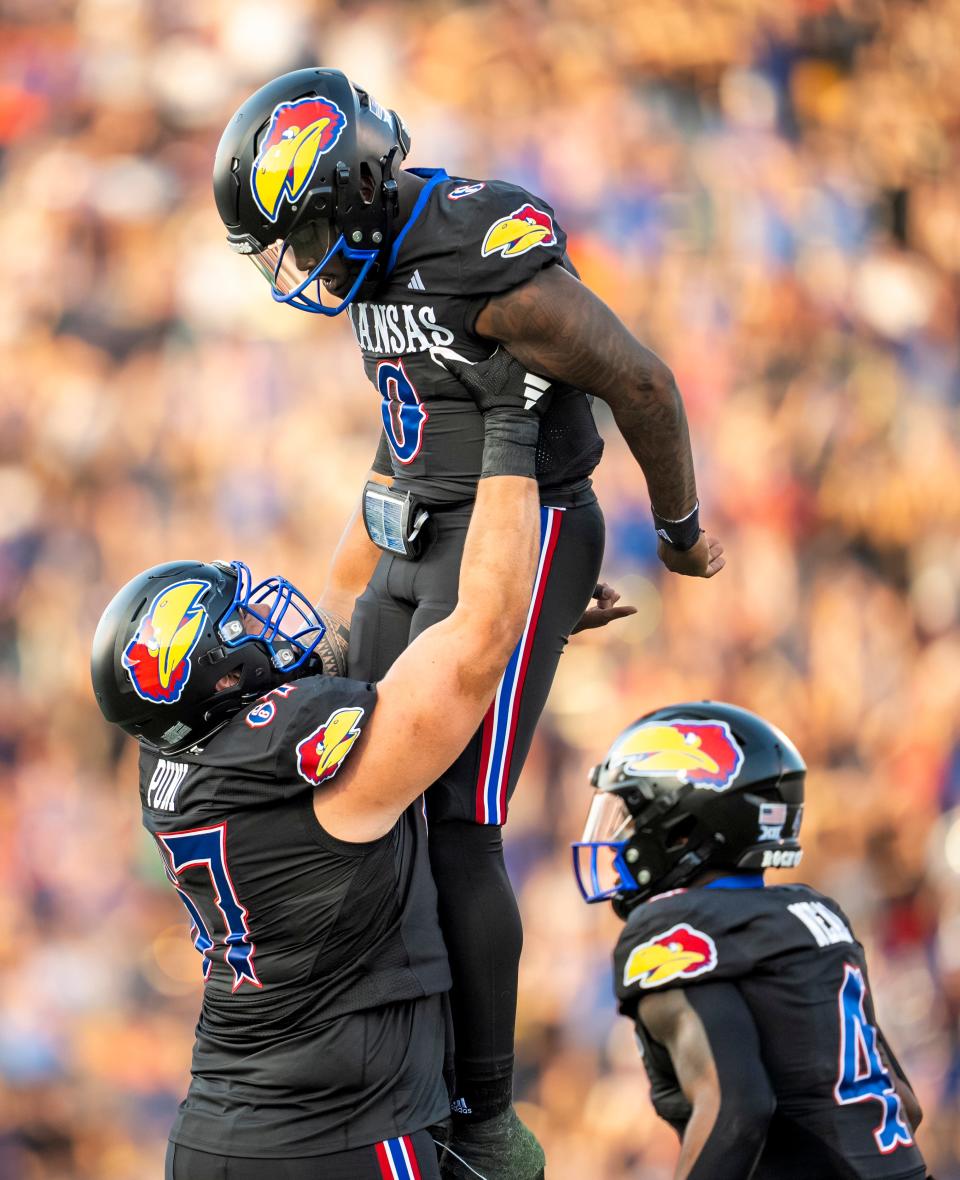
91, 560, 325, 753
573, 701, 806, 915
213, 67, 411, 315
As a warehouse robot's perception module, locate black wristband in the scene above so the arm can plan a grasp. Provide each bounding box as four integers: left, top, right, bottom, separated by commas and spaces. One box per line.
480, 409, 539, 479
652, 501, 700, 551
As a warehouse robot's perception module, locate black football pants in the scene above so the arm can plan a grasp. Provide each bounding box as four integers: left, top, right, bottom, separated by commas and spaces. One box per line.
349, 497, 605, 1112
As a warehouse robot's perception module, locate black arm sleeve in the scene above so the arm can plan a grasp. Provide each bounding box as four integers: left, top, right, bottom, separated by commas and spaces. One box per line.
642, 983, 776, 1180
371, 428, 393, 477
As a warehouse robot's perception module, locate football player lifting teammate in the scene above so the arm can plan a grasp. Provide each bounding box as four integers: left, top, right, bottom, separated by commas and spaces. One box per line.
213, 68, 724, 1179
574, 702, 930, 1180
91, 358, 549, 1179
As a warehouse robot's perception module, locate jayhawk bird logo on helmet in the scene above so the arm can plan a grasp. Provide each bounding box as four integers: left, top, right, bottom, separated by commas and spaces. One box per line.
122, 581, 211, 704
251, 96, 347, 223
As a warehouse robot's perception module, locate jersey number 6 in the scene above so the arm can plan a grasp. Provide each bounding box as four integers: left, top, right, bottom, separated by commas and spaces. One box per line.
377, 359, 428, 465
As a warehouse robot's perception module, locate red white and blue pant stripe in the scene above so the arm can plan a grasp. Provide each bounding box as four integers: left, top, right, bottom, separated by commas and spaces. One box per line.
375, 1135, 423, 1180
474, 505, 563, 825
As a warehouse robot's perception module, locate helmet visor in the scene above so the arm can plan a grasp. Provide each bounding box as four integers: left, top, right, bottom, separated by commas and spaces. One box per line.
247, 219, 334, 295
581, 791, 635, 842
240, 227, 379, 316
248, 240, 308, 297
571, 792, 637, 904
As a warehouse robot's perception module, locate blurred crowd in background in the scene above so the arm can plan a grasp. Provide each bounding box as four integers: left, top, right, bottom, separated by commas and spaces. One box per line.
1, 0, 960, 1176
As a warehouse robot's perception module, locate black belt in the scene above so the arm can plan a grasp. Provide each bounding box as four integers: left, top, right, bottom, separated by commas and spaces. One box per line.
361, 481, 431, 560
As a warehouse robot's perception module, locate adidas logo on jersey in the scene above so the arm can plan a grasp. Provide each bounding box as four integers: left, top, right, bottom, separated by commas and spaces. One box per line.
407, 269, 426, 291
523, 371, 551, 410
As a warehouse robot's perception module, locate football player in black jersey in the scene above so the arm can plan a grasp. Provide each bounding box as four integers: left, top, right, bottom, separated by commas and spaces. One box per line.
573, 702, 930, 1180
91, 358, 550, 1179
213, 68, 723, 1179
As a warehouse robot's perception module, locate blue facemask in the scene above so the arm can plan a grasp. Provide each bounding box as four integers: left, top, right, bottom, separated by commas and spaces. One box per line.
266, 234, 381, 316
217, 561, 326, 670
571, 839, 639, 904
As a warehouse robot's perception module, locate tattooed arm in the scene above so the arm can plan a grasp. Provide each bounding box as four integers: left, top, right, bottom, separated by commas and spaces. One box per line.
475, 264, 724, 578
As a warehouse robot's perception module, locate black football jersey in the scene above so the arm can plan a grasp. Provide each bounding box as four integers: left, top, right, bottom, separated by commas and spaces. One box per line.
349, 168, 604, 505
139, 675, 450, 1157
615, 884, 927, 1180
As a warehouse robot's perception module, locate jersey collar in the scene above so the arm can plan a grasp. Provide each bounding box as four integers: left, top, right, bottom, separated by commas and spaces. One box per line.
385, 168, 449, 276
704, 874, 766, 890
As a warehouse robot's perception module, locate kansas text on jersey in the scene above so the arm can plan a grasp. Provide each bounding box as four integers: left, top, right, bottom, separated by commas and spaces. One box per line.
353, 169, 604, 505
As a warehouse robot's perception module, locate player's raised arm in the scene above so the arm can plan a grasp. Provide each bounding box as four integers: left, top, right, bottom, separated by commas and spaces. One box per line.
475, 263, 724, 579
639, 984, 775, 1180
313, 350, 546, 842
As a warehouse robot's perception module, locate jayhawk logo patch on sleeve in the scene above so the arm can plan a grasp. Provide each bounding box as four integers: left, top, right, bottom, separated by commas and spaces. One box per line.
296, 706, 365, 786
481, 204, 555, 258
623, 923, 718, 989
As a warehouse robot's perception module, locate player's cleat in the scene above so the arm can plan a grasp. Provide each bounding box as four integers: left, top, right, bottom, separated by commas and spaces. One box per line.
438, 1107, 545, 1180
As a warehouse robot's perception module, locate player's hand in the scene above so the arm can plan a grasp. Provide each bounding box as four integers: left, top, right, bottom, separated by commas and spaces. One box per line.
657, 531, 725, 578
572, 582, 638, 633
430, 345, 553, 420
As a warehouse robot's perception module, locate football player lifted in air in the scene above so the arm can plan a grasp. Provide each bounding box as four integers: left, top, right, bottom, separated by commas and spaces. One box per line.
91, 360, 549, 1180
213, 68, 724, 1179
573, 702, 930, 1180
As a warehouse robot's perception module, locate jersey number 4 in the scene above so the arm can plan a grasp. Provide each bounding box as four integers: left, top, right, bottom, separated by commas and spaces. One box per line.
377, 359, 428, 465
834, 964, 912, 1153
156, 823, 262, 993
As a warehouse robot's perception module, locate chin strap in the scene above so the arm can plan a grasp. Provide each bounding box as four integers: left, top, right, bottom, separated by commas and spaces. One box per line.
361, 146, 403, 298
382, 146, 401, 217
614, 838, 719, 917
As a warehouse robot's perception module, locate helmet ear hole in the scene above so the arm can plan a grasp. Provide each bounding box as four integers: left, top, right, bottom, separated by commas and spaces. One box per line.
662, 813, 697, 852
359, 162, 376, 204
